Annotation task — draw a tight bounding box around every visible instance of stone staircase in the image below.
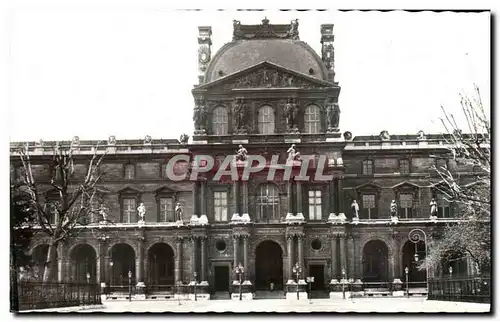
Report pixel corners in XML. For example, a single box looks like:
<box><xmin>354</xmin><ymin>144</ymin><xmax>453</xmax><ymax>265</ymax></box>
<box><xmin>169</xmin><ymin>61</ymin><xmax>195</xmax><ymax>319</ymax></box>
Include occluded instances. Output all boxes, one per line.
<box><xmin>254</xmin><ymin>291</ymin><xmax>286</xmax><ymax>299</ymax></box>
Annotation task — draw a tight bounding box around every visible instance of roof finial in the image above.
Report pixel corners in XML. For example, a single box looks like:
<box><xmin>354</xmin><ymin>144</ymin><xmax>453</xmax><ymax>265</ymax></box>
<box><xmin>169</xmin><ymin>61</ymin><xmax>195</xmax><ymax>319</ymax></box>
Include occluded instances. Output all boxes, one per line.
<box><xmin>262</xmin><ymin>17</ymin><xmax>269</xmax><ymax>25</ymax></box>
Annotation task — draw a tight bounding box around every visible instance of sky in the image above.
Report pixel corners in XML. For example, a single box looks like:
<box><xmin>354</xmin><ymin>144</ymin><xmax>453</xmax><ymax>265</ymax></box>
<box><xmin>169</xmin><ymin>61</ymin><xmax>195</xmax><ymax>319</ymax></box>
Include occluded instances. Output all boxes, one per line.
<box><xmin>7</xmin><ymin>7</ymin><xmax>490</xmax><ymax>142</ymax></box>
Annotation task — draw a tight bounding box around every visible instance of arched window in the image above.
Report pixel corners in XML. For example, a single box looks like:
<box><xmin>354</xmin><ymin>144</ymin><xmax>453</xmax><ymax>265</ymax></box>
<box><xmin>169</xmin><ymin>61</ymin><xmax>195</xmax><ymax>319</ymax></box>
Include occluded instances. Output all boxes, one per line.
<box><xmin>212</xmin><ymin>106</ymin><xmax>228</xmax><ymax>135</ymax></box>
<box><xmin>304</xmin><ymin>105</ymin><xmax>321</xmax><ymax>133</ymax></box>
<box><xmin>258</xmin><ymin>105</ymin><xmax>275</xmax><ymax>134</ymax></box>
<box><xmin>256</xmin><ymin>184</ymin><xmax>280</xmax><ymax>222</ymax></box>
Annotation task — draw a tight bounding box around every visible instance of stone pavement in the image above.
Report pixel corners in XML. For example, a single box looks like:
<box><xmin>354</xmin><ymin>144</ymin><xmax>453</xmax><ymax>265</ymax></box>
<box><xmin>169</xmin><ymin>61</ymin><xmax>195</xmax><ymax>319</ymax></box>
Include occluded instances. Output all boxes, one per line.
<box><xmin>27</xmin><ymin>298</ymin><xmax>490</xmax><ymax>313</ymax></box>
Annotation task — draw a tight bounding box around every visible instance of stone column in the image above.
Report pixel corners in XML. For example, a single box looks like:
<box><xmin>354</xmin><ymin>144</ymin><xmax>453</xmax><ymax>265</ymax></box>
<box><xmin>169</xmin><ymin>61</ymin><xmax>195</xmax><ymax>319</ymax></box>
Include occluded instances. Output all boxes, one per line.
<box><xmin>339</xmin><ymin>234</ymin><xmax>347</xmax><ymax>275</ymax></box>
<box><xmin>296</xmin><ymin>181</ymin><xmax>303</xmax><ymax>217</ymax></box>
<box><xmin>287</xmin><ymin>181</ymin><xmax>294</xmax><ymax>215</ymax></box>
<box><xmin>242</xmin><ymin>235</ymin><xmax>249</xmax><ymax>280</ymax></box>
<box><xmin>175</xmin><ymin>237</ymin><xmax>183</xmax><ymax>285</ymax></box>
<box><xmin>329</xmin><ymin>180</ymin><xmax>336</xmax><ymax>215</ymax></box>
<box><xmin>191</xmin><ymin>236</ymin><xmax>197</xmax><ymax>280</ymax></box>
<box><xmin>347</xmin><ymin>235</ymin><xmax>355</xmax><ymax>277</ymax></box>
<box><xmin>286</xmin><ymin>235</ymin><xmax>294</xmax><ymax>281</ymax></box>
<box><xmin>330</xmin><ymin>235</ymin><xmax>338</xmax><ymax>280</ymax></box>
<box><xmin>200</xmin><ymin>180</ymin><xmax>207</xmax><ymax>217</ymax></box>
<box><xmin>297</xmin><ymin>234</ymin><xmax>304</xmax><ymax>274</ymax></box>
<box><xmin>106</xmin><ymin>255</ymin><xmax>113</xmax><ymax>286</ymax></box>
<box><xmin>192</xmin><ymin>182</ymin><xmax>199</xmax><ymax>216</ymax></box>
<box><xmin>353</xmin><ymin>236</ymin><xmax>361</xmax><ymax>279</ymax></box>
<box><xmin>57</xmin><ymin>258</ymin><xmax>65</xmax><ymax>282</ymax></box>
<box><xmin>136</xmin><ymin>236</ymin><xmax>145</xmax><ymax>292</ymax></box>
<box><xmin>233</xmin><ymin>235</ymin><xmax>239</xmax><ymax>280</ymax></box>
<box><xmin>200</xmin><ymin>236</ymin><xmax>207</xmax><ymax>281</ymax></box>
<box><xmin>233</xmin><ymin>180</ymin><xmax>240</xmax><ymax>216</ymax></box>
<box><xmin>242</xmin><ymin>181</ymin><xmax>249</xmax><ymax>216</ymax></box>
<box><xmin>338</xmin><ymin>177</ymin><xmax>344</xmax><ymax>216</ymax></box>
<box><xmin>99</xmin><ymin>240</ymin><xmax>107</xmax><ymax>287</ymax></box>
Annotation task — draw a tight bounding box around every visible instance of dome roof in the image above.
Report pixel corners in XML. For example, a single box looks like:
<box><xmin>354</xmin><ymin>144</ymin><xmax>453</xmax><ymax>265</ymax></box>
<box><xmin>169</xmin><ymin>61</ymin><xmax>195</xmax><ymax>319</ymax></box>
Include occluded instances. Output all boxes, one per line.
<box><xmin>205</xmin><ymin>39</ymin><xmax>328</xmax><ymax>83</ymax></box>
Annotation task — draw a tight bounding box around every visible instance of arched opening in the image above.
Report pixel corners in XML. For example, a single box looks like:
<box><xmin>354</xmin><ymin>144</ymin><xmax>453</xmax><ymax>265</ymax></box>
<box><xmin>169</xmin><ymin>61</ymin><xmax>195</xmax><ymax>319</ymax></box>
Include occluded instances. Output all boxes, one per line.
<box><xmin>31</xmin><ymin>244</ymin><xmax>58</xmax><ymax>281</ymax></box>
<box><xmin>147</xmin><ymin>243</ymin><xmax>175</xmax><ymax>288</ymax></box>
<box><xmin>363</xmin><ymin>240</ymin><xmax>389</xmax><ymax>282</ymax></box>
<box><xmin>402</xmin><ymin>240</ymin><xmax>426</xmax><ymax>284</ymax></box>
<box><xmin>255</xmin><ymin>240</ymin><xmax>283</xmax><ymax>291</ymax></box>
<box><xmin>69</xmin><ymin>244</ymin><xmax>97</xmax><ymax>283</ymax></box>
<box><xmin>110</xmin><ymin>243</ymin><xmax>136</xmax><ymax>287</ymax></box>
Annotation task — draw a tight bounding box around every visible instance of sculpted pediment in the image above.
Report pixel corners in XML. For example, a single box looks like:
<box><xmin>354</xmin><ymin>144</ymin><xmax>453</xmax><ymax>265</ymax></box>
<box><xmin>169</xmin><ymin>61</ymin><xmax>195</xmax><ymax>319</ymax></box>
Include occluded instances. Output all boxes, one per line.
<box><xmin>196</xmin><ymin>61</ymin><xmax>334</xmax><ymax>91</ymax></box>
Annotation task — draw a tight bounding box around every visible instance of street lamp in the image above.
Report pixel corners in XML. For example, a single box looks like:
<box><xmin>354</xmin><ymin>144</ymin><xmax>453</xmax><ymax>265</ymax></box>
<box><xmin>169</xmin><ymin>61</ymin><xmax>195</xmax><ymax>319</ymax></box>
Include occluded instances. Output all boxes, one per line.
<box><xmin>128</xmin><ymin>270</ymin><xmax>132</xmax><ymax>302</ymax></box>
<box><xmin>292</xmin><ymin>262</ymin><xmax>302</xmax><ymax>300</ymax></box>
<box><xmin>408</xmin><ymin>229</ymin><xmax>428</xmax><ymax>290</ymax></box>
<box><xmin>234</xmin><ymin>263</ymin><xmax>244</xmax><ymax>301</ymax></box>
<box><xmin>448</xmin><ymin>266</ymin><xmax>453</xmax><ymax>279</ymax></box>
<box><xmin>86</xmin><ymin>272</ymin><xmax>91</xmax><ymax>304</ymax></box>
<box><xmin>193</xmin><ymin>272</ymin><xmax>198</xmax><ymax>301</ymax></box>
<box><xmin>405</xmin><ymin>267</ymin><xmax>409</xmax><ymax>298</ymax></box>
<box><xmin>341</xmin><ymin>268</ymin><xmax>346</xmax><ymax>300</ymax></box>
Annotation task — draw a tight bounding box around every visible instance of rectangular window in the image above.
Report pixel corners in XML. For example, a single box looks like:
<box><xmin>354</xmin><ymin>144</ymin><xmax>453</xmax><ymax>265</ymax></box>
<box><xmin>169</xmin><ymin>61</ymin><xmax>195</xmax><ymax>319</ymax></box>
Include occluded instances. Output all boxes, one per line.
<box><xmin>159</xmin><ymin>198</ymin><xmax>173</xmax><ymax>222</ymax></box>
<box><xmin>214</xmin><ymin>191</ymin><xmax>228</xmax><ymax>222</ymax></box>
<box><xmin>362</xmin><ymin>160</ymin><xmax>373</xmax><ymax>175</ymax></box>
<box><xmin>123</xmin><ymin>198</ymin><xmax>136</xmax><ymax>223</ymax></box>
<box><xmin>124</xmin><ymin>164</ymin><xmax>135</xmax><ymax>179</ymax></box>
<box><xmin>308</xmin><ymin>190</ymin><xmax>322</xmax><ymax>221</ymax></box>
<box><xmin>437</xmin><ymin>195</ymin><xmax>451</xmax><ymax>218</ymax></box>
<box><xmin>361</xmin><ymin>194</ymin><xmax>377</xmax><ymax>219</ymax></box>
<box><xmin>399</xmin><ymin>193</ymin><xmax>413</xmax><ymax>218</ymax></box>
<box><xmin>399</xmin><ymin>159</ymin><xmax>410</xmax><ymax>174</ymax></box>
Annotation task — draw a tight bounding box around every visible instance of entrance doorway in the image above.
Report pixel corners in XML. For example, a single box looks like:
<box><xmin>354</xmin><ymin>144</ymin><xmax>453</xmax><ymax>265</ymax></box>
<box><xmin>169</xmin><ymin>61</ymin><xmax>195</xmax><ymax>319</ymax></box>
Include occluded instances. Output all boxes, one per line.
<box><xmin>363</xmin><ymin>240</ymin><xmax>389</xmax><ymax>282</ymax></box>
<box><xmin>214</xmin><ymin>266</ymin><xmax>230</xmax><ymax>292</ymax></box>
<box><xmin>309</xmin><ymin>265</ymin><xmax>325</xmax><ymax>291</ymax></box>
<box><xmin>255</xmin><ymin>240</ymin><xmax>283</xmax><ymax>291</ymax></box>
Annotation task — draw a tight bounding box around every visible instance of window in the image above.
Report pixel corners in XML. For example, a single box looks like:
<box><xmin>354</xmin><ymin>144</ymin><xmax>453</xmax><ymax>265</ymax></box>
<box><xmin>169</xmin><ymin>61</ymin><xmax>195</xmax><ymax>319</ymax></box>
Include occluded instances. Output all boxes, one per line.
<box><xmin>399</xmin><ymin>193</ymin><xmax>413</xmax><ymax>218</ymax></box>
<box><xmin>399</xmin><ymin>159</ymin><xmax>410</xmax><ymax>174</ymax></box>
<box><xmin>308</xmin><ymin>190</ymin><xmax>322</xmax><ymax>220</ymax></box>
<box><xmin>436</xmin><ymin>194</ymin><xmax>451</xmax><ymax>218</ymax></box>
<box><xmin>159</xmin><ymin>198</ymin><xmax>174</xmax><ymax>222</ymax></box>
<box><xmin>122</xmin><ymin>198</ymin><xmax>136</xmax><ymax>223</ymax></box>
<box><xmin>256</xmin><ymin>184</ymin><xmax>280</xmax><ymax>222</ymax></box>
<box><xmin>214</xmin><ymin>191</ymin><xmax>228</xmax><ymax>222</ymax></box>
<box><xmin>212</xmin><ymin>106</ymin><xmax>228</xmax><ymax>135</ymax></box>
<box><xmin>361</xmin><ymin>194</ymin><xmax>377</xmax><ymax>219</ymax></box>
<box><xmin>258</xmin><ymin>105</ymin><xmax>275</xmax><ymax>134</ymax></box>
<box><xmin>124</xmin><ymin>164</ymin><xmax>135</xmax><ymax>179</ymax></box>
<box><xmin>304</xmin><ymin>105</ymin><xmax>321</xmax><ymax>133</ymax></box>
<box><xmin>362</xmin><ymin>160</ymin><xmax>373</xmax><ymax>175</ymax></box>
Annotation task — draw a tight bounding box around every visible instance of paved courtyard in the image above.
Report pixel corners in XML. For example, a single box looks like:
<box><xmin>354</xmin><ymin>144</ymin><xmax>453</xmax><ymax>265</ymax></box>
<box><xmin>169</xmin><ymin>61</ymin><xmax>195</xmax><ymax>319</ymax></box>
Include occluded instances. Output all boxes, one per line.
<box><xmin>30</xmin><ymin>298</ymin><xmax>490</xmax><ymax>313</ymax></box>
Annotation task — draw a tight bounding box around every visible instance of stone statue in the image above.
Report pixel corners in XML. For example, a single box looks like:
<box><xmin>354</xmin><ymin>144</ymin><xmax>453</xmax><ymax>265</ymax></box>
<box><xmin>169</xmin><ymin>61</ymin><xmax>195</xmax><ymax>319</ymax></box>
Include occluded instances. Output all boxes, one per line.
<box><xmin>193</xmin><ymin>99</ymin><xmax>207</xmax><ymax>130</ymax></box>
<box><xmin>71</xmin><ymin>136</ymin><xmax>80</xmax><ymax>146</ymax></box>
<box><xmin>326</xmin><ymin>100</ymin><xmax>334</xmax><ymax>129</ymax></box>
<box><xmin>380</xmin><ymin>130</ymin><xmax>390</xmax><ymax>141</ymax></box>
<box><xmin>284</xmin><ymin>98</ymin><xmax>298</xmax><ymax>129</ymax></box>
<box><xmin>288</xmin><ymin>19</ymin><xmax>299</xmax><ymax>40</ymax></box>
<box><xmin>108</xmin><ymin>135</ymin><xmax>116</xmax><ymax>145</ymax></box>
<box><xmin>144</xmin><ymin>135</ymin><xmax>152</xmax><ymax>144</ymax></box>
<box><xmin>332</xmin><ymin>103</ymin><xmax>340</xmax><ymax>129</ymax></box>
<box><xmin>99</xmin><ymin>204</ymin><xmax>108</xmax><ymax>222</ymax></box>
<box><xmin>287</xmin><ymin>144</ymin><xmax>301</xmax><ymax>161</ymax></box>
<box><xmin>343</xmin><ymin>131</ymin><xmax>353</xmax><ymax>141</ymax></box>
<box><xmin>430</xmin><ymin>198</ymin><xmax>438</xmax><ymax>217</ymax></box>
<box><xmin>175</xmin><ymin>202</ymin><xmax>183</xmax><ymax>222</ymax></box>
<box><xmin>417</xmin><ymin>130</ymin><xmax>426</xmax><ymax>140</ymax></box>
<box><xmin>390</xmin><ymin>200</ymin><xmax>398</xmax><ymax>218</ymax></box>
<box><xmin>233</xmin><ymin>20</ymin><xmax>243</xmax><ymax>40</ymax></box>
<box><xmin>351</xmin><ymin>200</ymin><xmax>360</xmax><ymax>219</ymax></box>
<box><xmin>137</xmin><ymin>203</ymin><xmax>146</xmax><ymax>222</ymax></box>
<box><xmin>233</xmin><ymin>99</ymin><xmax>246</xmax><ymax>130</ymax></box>
<box><xmin>235</xmin><ymin>144</ymin><xmax>248</xmax><ymax>162</ymax></box>
<box><xmin>179</xmin><ymin>133</ymin><xmax>189</xmax><ymax>144</ymax></box>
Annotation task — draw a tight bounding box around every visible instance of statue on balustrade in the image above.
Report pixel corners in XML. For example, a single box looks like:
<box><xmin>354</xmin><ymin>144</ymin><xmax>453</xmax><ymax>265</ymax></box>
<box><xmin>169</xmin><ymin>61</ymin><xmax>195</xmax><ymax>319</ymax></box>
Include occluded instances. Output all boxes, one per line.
<box><xmin>288</xmin><ymin>19</ymin><xmax>299</xmax><ymax>40</ymax></box>
<box><xmin>175</xmin><ymin>202</ymin><xmax>183</xmax><ymax>222</ymax></box>
<box><xmin>390</xmin><ymin>200</ymin><xmax>398</xmax><ymax>218</ymax></box>
<box><xmin>193</xmin><ymin>99</ymin><xmax>207</xmax><ymax>131</ymax></box>
<box><xmin>235</xmin><ymin>144</ymin><xmax>248</xmax><ymax>162</ymax></box>
<box><xmin>430</xmin><ymin>198</ymin><xmax>438</xmax><ymax>217</ymax></box>
<box><xmin>351</xmin><ymin>200</ymin><xmax>360</xmax><ymax>219</ymax></box>
<box><xmin>137</xmin><ymin>203</ymin><xmax>146</xmax><ymax>222</ymax></box>
<box><xmin>287</xmin><ymin>144</ymin><xmax>301</xmax><ymax>161</ymax></box>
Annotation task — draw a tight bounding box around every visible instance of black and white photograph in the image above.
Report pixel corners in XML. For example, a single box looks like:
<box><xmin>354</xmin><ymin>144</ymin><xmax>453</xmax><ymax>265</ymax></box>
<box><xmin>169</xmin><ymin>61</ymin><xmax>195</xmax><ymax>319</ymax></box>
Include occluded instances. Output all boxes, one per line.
<box><xmin>7</xmin><ymin>2</ymin><xmax>491</xmax><ymax>314</ymax></box>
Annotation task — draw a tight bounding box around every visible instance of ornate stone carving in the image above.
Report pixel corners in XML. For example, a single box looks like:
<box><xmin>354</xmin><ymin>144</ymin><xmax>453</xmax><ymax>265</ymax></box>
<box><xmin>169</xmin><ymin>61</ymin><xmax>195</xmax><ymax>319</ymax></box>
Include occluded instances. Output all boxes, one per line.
<box><xmin>417</xmin><ymin>130</ymin><xmax>426</xmax><ymax>141</ymax></box>
<box><xmin>108</xmin><ymin>135</ymin><xmax>116</xmax><ymax>145</ymax></box>
<box><xmin>175</xmin><ymin>202</ymin><xmax>183</xmax><ymax>222</ymax></box>
<box><xmin>343</xmin><ymin>131</ymin><xmax>353</xmax><ymax>141</ymax></box>
<box><xmin>179</xmin><ymin>133</ymin><xmax>189</xmax><ymax>145</ymax></box>
<box><xmin>326</xmin><ymin>98</ymin><xmax>340</xmax><ymax>131</ymax></box>
<box><xmin>235</xmin><ymin>144</ymin><xmax>248</xmax><ymax>162</ymax></box>
<box><xmin>137</xmin><ymin>203</ymin><xmax>146</xmax><ymax>222</ymax></box>
<box><xmin>197</xmin><ymin>26</ymin><xmax>212</xmax><ymax>81</ymax></box>
<box><xmin>380</xmin><ymin>130</ymin><xmax>390</xmax><ymax>141</ymax></box>
<box><xmin>287</xmin><ymin>144</ymin><xmax>301</xmax><ymax>161</ymax></box>
<box><xmin>284</xmin><ymin>98</ymin><xmax>299</xmax><ymax>131</ymax></box>
<box><xmin>144</xmin><ymin>135</ymin><xmax>152</xmax><ymax>145</ymax></box>
<box><xmin>193</xmin><ymin>98</ymin><xmax>207</xmax><ymax>132</ymax></box>
<box><xmin>232</xmin><ymin>17</ymin><xmax>300</xmax><ymax>41</ymax></box>
<box><xmin>232</xmin><ymin>98</ymin><xmax>247</xmax><ymax>131</ymax></box>
<box><xmin>71</xmin><ymin>136</ymin><xmax>80</xmax><ymax>146</ymax></box>
<box><xmin>287</xmin><ymin>19</ymin><xmax>299</xmax><ymax>40</ymax></box>
<box><xmin>351</xmin><ymin>200</ymin><xmax>359</xmax><ymax>219</ymax></box>
<box><xmin>320</xmin><ymin>24</ymin><xmax>335</xmax><ymax>73</ymax></box>
<box><xmin>429</xmin><ymin>198</ymin><xmax>438</xmax><ymax>219</ymax></box>
<box><xmin>223</xmin><ymin>66</ymin><xmax>322</xmax><ymax>90</ymax></box>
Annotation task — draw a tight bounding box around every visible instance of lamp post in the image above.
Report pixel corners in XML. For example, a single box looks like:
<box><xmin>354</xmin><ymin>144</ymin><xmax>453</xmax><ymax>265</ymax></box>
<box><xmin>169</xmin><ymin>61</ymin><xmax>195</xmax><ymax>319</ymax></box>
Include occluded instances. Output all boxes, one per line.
<box><xmin>405</xmin><ymin>267</ymin><xmax>409</xmax><ymax>298</ymax></box>
<box><xmin>109</xmin><ymin>260</ymin><xmax>114</xmax><ymax>295</ymax></box>
<box><xmin>86</xmin><ymin>272</ymin><xmax>91</xmax><ymax>304</ymax></box>
<box><xmin>292</xmin><ymin>262</ymin><xmax>302</xmax><ymax>300</ymax></box>
<box><xmin>193</xmin><ymin>272</ymin><xmax>198</xmax><ymax>301</ymax></box>
<box><xmin>128</xmin><ymin>270</ymin><xmax>132</xmax><ymax>302</ymax></box>
<box><xmin>408</xmin><ymin>229</ymin><xmax>428</xmax><ymax>290</ymax></box>
<box><xmin>448</xmin><ymin>266</ymin><xmax>453</xmax><ymax>301</ymax></box>
<box><xmin>448</xmin><ymin>266</ymin><xmax>453</xmax><ymax>279</ymax></box>
<box><xmin>234</xmin><ymin>263</ymin><xmax>244</xmax><ymax>301</ymax></box>
<box><xmin>177</xmin><ymin>281</ymin><xmax>182</xmax><ymax>306</ymax></box>
<box><xmin>341</xmin><ymin>268</ymin><xmax>346</xmax><ymax>300</ymax></box>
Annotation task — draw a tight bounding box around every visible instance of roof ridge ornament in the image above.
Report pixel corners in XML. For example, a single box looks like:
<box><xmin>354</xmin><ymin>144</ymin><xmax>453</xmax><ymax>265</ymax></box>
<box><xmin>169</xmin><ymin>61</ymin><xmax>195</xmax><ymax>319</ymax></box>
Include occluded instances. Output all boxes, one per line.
<box><xmin>232</xmin><ymin>18</ymin><xmax>300</xmax><ymax>41</ymax></box>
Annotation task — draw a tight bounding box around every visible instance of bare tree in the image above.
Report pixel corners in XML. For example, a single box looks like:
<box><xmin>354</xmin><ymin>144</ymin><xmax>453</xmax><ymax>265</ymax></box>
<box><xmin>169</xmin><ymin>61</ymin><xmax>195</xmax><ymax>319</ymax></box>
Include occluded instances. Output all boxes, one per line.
<box><xmin>424</xmin><ymin>85</ymin><xmax>490</xmax><ymax>274</ymax></box>
<box><xmin>17</xmin><ymin>141</ymin><xmax>107</xmax><ymax>282</ymax></box>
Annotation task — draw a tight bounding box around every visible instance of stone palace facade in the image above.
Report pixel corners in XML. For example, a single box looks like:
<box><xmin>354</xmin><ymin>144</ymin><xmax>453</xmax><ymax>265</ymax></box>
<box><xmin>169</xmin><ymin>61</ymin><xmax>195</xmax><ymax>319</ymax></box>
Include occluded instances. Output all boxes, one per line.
<box><xmin>11</xmin><ymin>18</ymin><xmax>477</xmax><ymax>300</ymax></box>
